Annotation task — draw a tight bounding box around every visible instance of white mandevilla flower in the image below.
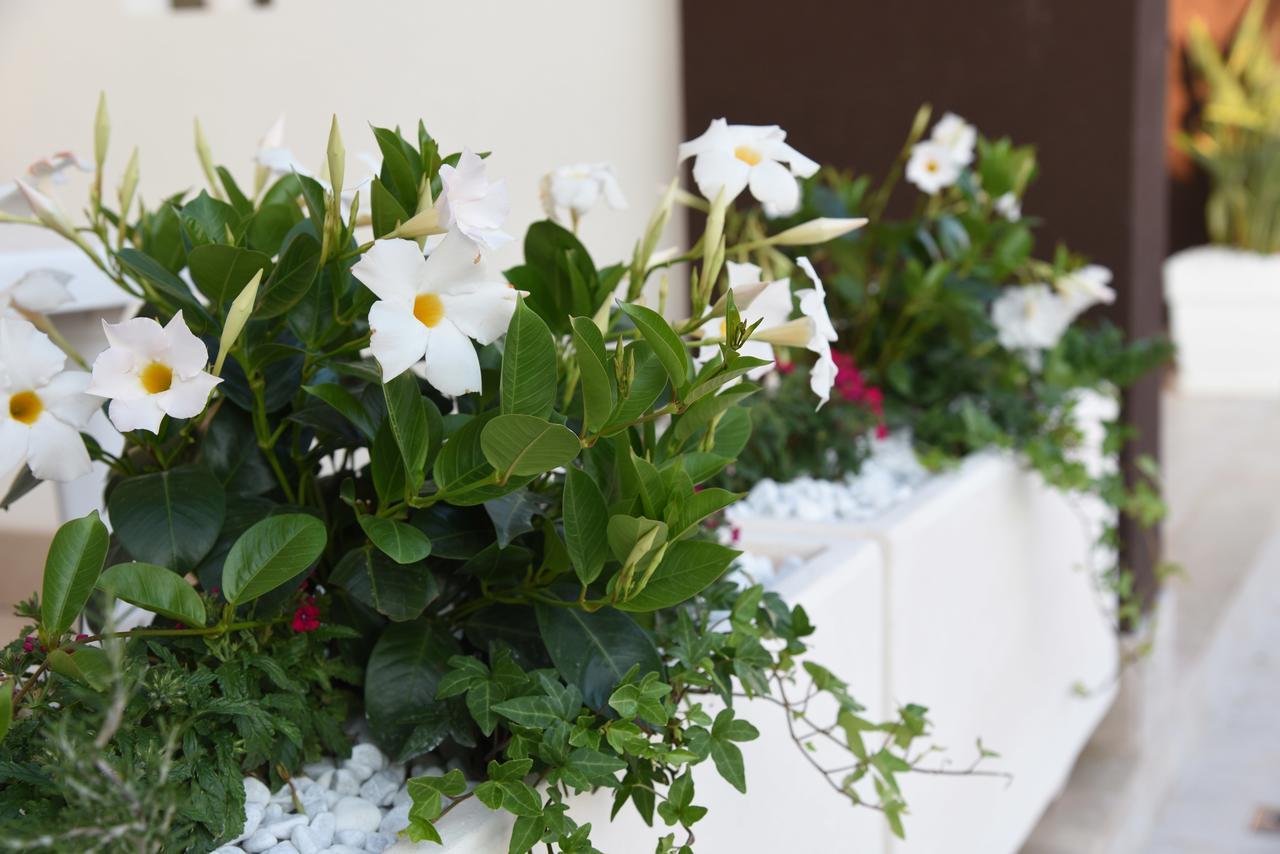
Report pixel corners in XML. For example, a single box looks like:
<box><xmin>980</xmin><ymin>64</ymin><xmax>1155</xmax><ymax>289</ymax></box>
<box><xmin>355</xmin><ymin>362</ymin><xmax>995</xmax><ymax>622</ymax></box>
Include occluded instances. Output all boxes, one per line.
<box><xmin>905</xmin><ymin>140</ymin><xmax>962</xmax><ymax>195</ymax></box>
<box><xmin>1055</xmin><ymin>264</ymin><xmax>1115</xmax><ymax>318</ymax></box>
<box><xmin>0</xmin><ymin>316</ymin><xmax>97</xmax><ymax>482</ymax></box>
<box><xmin>696</xmin><ymin>261</ymin><xmax>793</xmax><ymax>377</ymax></box>
<box><xmin>990</xmin><ymin>283</ymin><xmax>1074</xmax><ymax>368</ymax></box>
<box><xmin>86</xmin><ymin>311</ymin><xmax>221</xmax><ymax>434</ymax></box>
<box><xmin>678</xmin><ymin>119</ymin><xmax>819</xmax><ymax>217</ymax></box>
<box><xmin>0</xmin><ymin>269</ymin><xmax>73</xmax><ymax>316</ymax></box>
<box><xmin>436</xmin><ymin>149</ymin><xmax>512</xmax><ymax>252</ymax></box>
<box><xmin>794</xmin><ymin>257</ymin><xmax>840</xmax><ymax>407</ymax></box>
<box><xmin>994</xmin><ymin>192</ymin><xmax>1022</xmax><ymax>222</ymax></box>
<box><xmin>540</xmin><ymin>163</ymin><xmax>627</xmax><ymax>224</ymax></box>
<box><xmin>0</xmin><ymin>152</ymin><xmax>92</xmax><ymax>216</ymax></box>
<box><xmin>352</xmin><ymin>230</ymin><xmax>518</xmax><ymax>395</ymax></box>
<box><xmin>930</xmin><ymin>112</ymin><xmax>977</xmax><ymax>166</ymax></box>
<box><xmin>255</xmin><ymin>115</ymin><xmax>379</xmax><ymax>213</ymax></box>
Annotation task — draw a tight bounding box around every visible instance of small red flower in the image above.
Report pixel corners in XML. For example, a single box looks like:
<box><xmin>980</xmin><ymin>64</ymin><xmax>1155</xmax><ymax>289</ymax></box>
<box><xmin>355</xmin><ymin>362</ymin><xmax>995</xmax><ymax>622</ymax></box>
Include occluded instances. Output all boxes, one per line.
<box><xmin>292</xmin><ymin>601</ymin><xmax>321</xmax><ymax>633</ymax></box>
<box><xmin>776</xmin><ymin>360</ymin><xmax>796</xmax><ymax>376</ymax></box>
<box><xmin>22</xmin><ymin>635</ymin><xmax>35</xmax><ymax>653</ymax></box>
<box><xmin>75</xmin><ymin>633</ymin><xmax>88</xmax><ymax>642</ymax></box>
<box><xmin>730</xmin><ymin>526</ymin><xmax>742</xmax><ymax>544</ymax></box>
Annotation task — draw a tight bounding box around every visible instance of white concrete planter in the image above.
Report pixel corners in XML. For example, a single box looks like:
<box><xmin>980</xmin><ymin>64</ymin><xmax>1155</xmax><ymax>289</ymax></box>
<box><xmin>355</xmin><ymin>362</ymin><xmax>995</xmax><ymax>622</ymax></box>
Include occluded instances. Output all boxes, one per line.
<box><xmin>1165</xmin><ymin>246</ymin><xmax>1280</xmax><ymax>396</ymax></box>
<box><xmin>415</xmin><ymin>455</ymin><xmax>1117</xmax><ymax>854</ymax></box>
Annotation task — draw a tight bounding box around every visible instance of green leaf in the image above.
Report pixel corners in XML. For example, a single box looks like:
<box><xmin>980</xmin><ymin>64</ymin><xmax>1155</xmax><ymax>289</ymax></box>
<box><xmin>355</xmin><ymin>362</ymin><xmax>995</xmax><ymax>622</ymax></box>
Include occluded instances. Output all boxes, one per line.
<box><xmin>303</xmin><ymin>383</ymin><xmax>379</xmax><ymax>439</ymax></box>
<box><xmin>569</xmin><ymin>316</ymin><xmax>615</xmax><ymax>433</ymax></box>
<box><xmin>563</xmin><ymin>468</ymin><xmax>609</xmax><ymax>586</ymax></box>
<box><xmin>484</xmin><ymin>490</ymin><xmax>545</xmax><ymax>549</ymax></box>
<box><xmin>509</xmin><ymin>814</ymin><xmax>544</xmax><ymax>854</ymax></box>
<box><xmin>0</xmin><ymin>681</ymin><xmax>11</xmax><ymax>743</ymax></box>
<box><xmin>434</xmin><ymin>415</ymin><xmax>534</xmax><ymax>505</ymax></box>
<box><xmin>383</xmin><ymin>372</ymin><xmax>430</xmax><ymax>493</ymax></box>
<box><xmin>535</xmin><ymin>605</ymin><xmax>661</xmax><ymax>708</ymax></box>
<box><xmin>47</xmin><ymin>646</ymin><xmax>111</xmax><ymax>691</ymax></box>
<box><xmin>179</xmin><ymin>191</ymin><xmax>239</xmax><ymax>245</ymax></box>
<box><xmin>617</xmin><ymin>540</ymin><xmax>736</xmax><ymax>612</ymax></box>
<box><xmin>666</xmin><ymin>488</ymin><xmax>740</xmax><ymax>539</ymax></box>
<box><xmin>619</xmin><ymin>303</ymin><xmax>689</xmax><ymax>394</ymax></box>
<box><xmin>501</xmin><ymin>299</ymin><xmax>557</xmax><ymax>418</ymax></box>
<box><xmin>115</xmin><ymin>248</ymin><xmax>208</xmax><ymax>323</ymax></box>
<box><xmin>366</xmin><ymin>620</ymin><xmax>459</xmax><ymax>759</ymax></box>
<box><xmin>331</xmin><ymin>546</ymin><xmax>437</xmax><ymax>621</ymax></box>
<box><xmin>606</xmin><ymin>515</ymin><xmax>667</xmax><ymax>567</ymax></box>
<box><xmin>40</xmin><ymin>511</ymin><xmax>109</xmax><ymax>641</ymax></box>
<box><xmin>256</xmin><ymin>230</ymin><xmax>322</xmax><ymax>319</ymax></box>
<box><xmin>481</xmin><ymin>414</ymin><xmax>580</xmax><ymax>480</ymax></box>
<box><xmin>491</xmin><ymin>695</ymin><xmax>564</xmax><ymax>729</ymax></box>
<box><xmin>370</xmin><ymin>177</ymin><xmax>411</xmax><ymax>239</ymax></box>
<box><xmin>603</xmin><ymin>343</ymin><xmax>668</xmax><ymax>433</ymax></box>
<box><xmin>97</xmin><ymin>562</ymin><xmax>207</xmax><ymax>627</ymax></box>
<box><xmin>358</xmin><ymin>515</ymin><xmax>432</xmax><ymax>564</ymax></box>
<box><xmin>186</xmin><ymin>244</ymin><xmax>270</xmax><ymax>306</ymax></box>
<box><xmin>107</xmin><ymin>466</ymin><xmax>226</xmax><ymax>572</ymax></box>
<box><xmin>221</xmin><ymin>514</ymin><xmax>326</xmax><ymax>605</ymax></box>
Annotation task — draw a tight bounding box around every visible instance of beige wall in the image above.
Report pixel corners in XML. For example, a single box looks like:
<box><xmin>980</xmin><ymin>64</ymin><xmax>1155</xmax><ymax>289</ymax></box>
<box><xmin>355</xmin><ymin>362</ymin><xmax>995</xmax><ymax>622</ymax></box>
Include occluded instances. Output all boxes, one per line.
<box><xmin>0</xmin><ymin>0</ymin><xmax>686</xmax><ymax>267</ymax></box>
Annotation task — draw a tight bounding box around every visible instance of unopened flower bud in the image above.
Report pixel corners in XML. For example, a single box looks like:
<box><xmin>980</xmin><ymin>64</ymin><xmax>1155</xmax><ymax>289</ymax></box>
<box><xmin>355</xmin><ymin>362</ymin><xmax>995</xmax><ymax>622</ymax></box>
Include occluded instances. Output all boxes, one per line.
<box><xmin>214</xmin><ymin>269</ymin><xmax>263</xmax><ymax>376</ymax></box>
<box><xmin>768</xmin><ymin>217</ymin><xmax>867</xmax><ymax>247</ymax></box>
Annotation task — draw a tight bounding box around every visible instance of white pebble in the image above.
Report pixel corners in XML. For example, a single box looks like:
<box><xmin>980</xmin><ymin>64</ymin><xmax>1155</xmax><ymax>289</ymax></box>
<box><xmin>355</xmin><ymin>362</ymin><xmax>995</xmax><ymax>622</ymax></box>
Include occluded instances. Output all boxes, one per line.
<box><xmin>232</xmin><ymin>804</ymin><xmax>264</xmax><ymax>843</ymax></box>
<box><xmin>301</xmin><ymin>787</ymin><xmax>328</xmax><ymax>817</ymax></box>
<box><xmin>336</xmin><ymin>829</ymin><xmax>366</xmax><ymax>846</ymax></box>
<box><xmin>378</xmin><ymin>803</ymin><xmax>410</xmax><ymax>836</ymax></box>
<box><xmin>315</xmin><ymin>769</ymin><xmax>335</xmax><ymax>790</ymax></box>
<box><xmin>334</xmin><ymin>797</ymin><xmax>381</xmax><ymax>834</ymax></box>
<box><xmin>333</xmin><ymin>768</ymin><xmax>361</xmax><ymax>796</ymax></box>
<box><xmin>324</xmin><ymin>790</ymin><xmax>342</xmax><ymax>808</ymax></box>
<box><xmin>390</xmin><ymin>786</ymin><xmax>411</xmax><ymax>808</ymax></box>
<box><xmin>359</xmin><ymin>773</ymin><xmax>399</xmax><ymax>807</ymax></box>
<box><xmin>265</xmin><ymin>816</ymin><xmax>309</xmax><ymax>838</ymax></box>
<box><xmin>241</xmin><ymin>830</ymin><xmax>278</xmax><ymax>854</ymax></box>
<box><xmin>291</xmin><ymin>824</ymin><xmax>319</xmax><ymax>854</ymax></box>
<box><xmin>350</xmin><ymin>743</ymin><xmax>386</xmax><ymax>771</ymax></box>
<box><xmin>214</xmin><ymin>848</ymin><xmax>247</xmax><ymax>854</ymax></box>
<box><xmin>409</xmin><ymin>756</ymin><xmax>441</xmax><ymax>778</ymax></box>
<box><xmin>381</xmin><ymin>764</ymin><xmax>407</xmax><ymax>785</ymax></box>
<box><xmin>264</xmin><ymin>804</ymin><xmax>285</xmax><ymax>823</ymax></box>
<box><xmin>310</xmin><ymin>812</ymin><xmax>336</xmax><ymax>848</ymax></box>
<box><xmin>365</xmin><ymin>832</ymin><xmax>393</xmax><ymax>853</ymax></box>
<box><xmin>326</xmin><ymin>846</ymin><xmax>367</xmax><ymax>854</ymax></box>
<box><xmin>262</xmin><ymin>843</ymin><xmax>298</xmax><ymax>854</ymax></box>
<box><xmin>271</xmin><ymin>784</ymin><xmax>295</xmax><ymax>805</ymax></box>
<box><xmin>342</xmin><ymin>761</ymin><xmax>375</xmax><ymax>783</ymax></box>
<box><xmin>244</xmin><ymin>778</ymin><xmax>272</xmax><ymax>808</ymax></box>
<box><xmin>303</xmin><ymin>759</ymin><xmax>335</xmax><ymax>778</ymax></box>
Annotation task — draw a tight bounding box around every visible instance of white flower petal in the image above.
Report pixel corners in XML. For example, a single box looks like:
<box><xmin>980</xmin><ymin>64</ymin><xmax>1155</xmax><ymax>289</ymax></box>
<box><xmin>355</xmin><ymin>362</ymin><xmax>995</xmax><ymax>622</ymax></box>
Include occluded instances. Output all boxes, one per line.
<box><xmin>420</xmin><ymin>320</ymin><xmax>482</xmax><ymax>397</ymax></box>
<box><xmin>747</xmin><ymin>279</ymin><xmax>795</xmax><ymax>329</ymax></box>
<box><xmin>108</xmin><ymin>396</ymin><xmax>166</xmax><ymax>434</ymax></box>
<box><xmin>0</xmin><ymin>420</ymin><xmax>30</xmax><ymax>477</ymax></box>
<box><xmin>678</xmin><ymin>118</ymin><xmax>732</xmax><ymax>163</ymax></box>
<box><xmin>766</xmin><ymin>140</ymin><xmax>820</xmax><ymax>178</ymax></box>
<box><xmin>0</xmin><ymin>316</ymin><xmax>65</xmax><ymax>390</ymax></box>
<box><xmin>794</xmin><ymin>257</ymin><xmax>838</xmax><ymax>343</ymax></box>
<box><xmin>156</xmin><ymin>372</ymin><xmax>220</xmax><ymax>420</ymax></box>
<box><xmin>740</xmin><ymin>340</ymin><xmax>777</xmax><ymax>379</ymax></box>
<box><xmin>369</xmin><ymin>300</ymin><xmax>430</xmax><ymax>381</ymax></box>
<box><xmin>750</xmin><ymin>159</ymin><xmax>802</xmax><ymax>217</ymax></box>
<box><xmin>40</xmin><ymin>371</ymin><xmax>98</xmax><ymax>428</ymax></box>
<box><xmin>692</xmin><ymin>149</ymin><xmax>751</xmax><ymax>204</ymax></box>
<box><xmin>440</xmin><ymin>289</ymin><xmax>518</xmax><ymax>345</ymax></box>
<box><xmin>7</xmin><ymin>268</ymin><xmax>74</xmax><ymax>313</ymax></box>
<box><xmin>808</xmin><ymin>337</ymin><xmax>837</xmax><ymax>409</ymax></box>
<box><xmin>87</xmin><ymin>346</ymin><xmax>145</xmax><ymax>400</ymax></box>
<box><xmin>725</xmin><ymin>261</ymin><xmax>764</xmax><ymax>288</ymax></box>
<box><xmin>437</xmin><ymin>150</ymin><xmax>512</xmax><ymax>252</ymax></box>
<box><xmin>103</xmin><ymin>316</ymin><xmax>169</xmax><ymax>361</ymax></box>
<box><xmin>352</xmin><ymin>239</ymin><xmax>426</xmax><ymax>306</ymax></box>
<box><xmin>163</xmin><ymin>311</ymin><xmax>210</xmax><ymax>376</ymax></box>
<box><xmin>423</xmin><ymin>231</ymin><xmax>509</xmax><ymax>296</ymax></box>
<box><xmin>27</xmin><ymin>416</ymin><xmax>90</xmax><ymax>482</ymax></box>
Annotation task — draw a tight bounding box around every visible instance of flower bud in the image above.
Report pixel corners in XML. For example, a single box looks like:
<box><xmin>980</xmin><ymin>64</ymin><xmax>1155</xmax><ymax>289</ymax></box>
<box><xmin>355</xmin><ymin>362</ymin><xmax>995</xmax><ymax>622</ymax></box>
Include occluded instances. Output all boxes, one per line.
<box><xmin>389</xmin><ymin>208</ymin><xmax>445</xmax><ymax>240</ymax></box>
<box><xmin>118</xmin><ymin>147</ymin><xmax>140</xmax><ymax>222</ymax></box>
<box><xmin>214</xmin><ymin>269</ymin><xmax>263</xmax><ymax>376</ymax></box>
<box><xmin>752</xmin><ymin>317</ymin><xmax>814</xmax><ymax>348</ymax></box>
<box><xmin>93</xmin><ymin>92</ymin><xmax>110</xmax><ymax>172</ymax></box>
<box><xmin>193</xmin><ymin>117</ymin><xmax>222</xmax><ymax>200</ymax></box>
<box><xmin>767</xmin><ymin>217</ymin><xmax>867</xmax><ymax>247</ymax></box>
<box><xmin>326</xmin><ymin>115</ymin><xmax>345</xmax><ymax>203</ymax></box>
<box><xmin>15</xmin><ymin>180</ymin><xmax>73</xmax><ymax>238</ymax></box>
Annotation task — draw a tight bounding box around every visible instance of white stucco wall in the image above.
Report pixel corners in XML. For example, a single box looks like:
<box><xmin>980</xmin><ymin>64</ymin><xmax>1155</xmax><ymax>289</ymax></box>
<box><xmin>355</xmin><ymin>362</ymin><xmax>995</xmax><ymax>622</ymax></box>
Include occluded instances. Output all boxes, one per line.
<box><xmin>0</xmin><ymin>0</ymin><xmax>686</xmax><ymax>267</ymax></box>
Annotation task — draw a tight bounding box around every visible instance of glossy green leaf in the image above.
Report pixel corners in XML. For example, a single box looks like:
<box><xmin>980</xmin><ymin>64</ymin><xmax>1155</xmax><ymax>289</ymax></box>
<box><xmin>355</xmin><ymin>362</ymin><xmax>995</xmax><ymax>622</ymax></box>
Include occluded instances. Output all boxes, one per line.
<box><xmin>186</xmin><ymin>244</ymin><xmax>270</xmax><ymax>306</ymax></box>
<box><xmin>257</xmin><ymin>230</ymin><xmax>322</xmax><ymax>319</ymax></box>
<box><xmin>358</xmin><ymin>515</ymin><xmax>433</xmax><ymax>564</ymax></box>
<box><xmin>501</xmin><ymin>298</ymin><xmax>557</xmax><ymax>418</ymax></box>
<box><xmin>618</xmin><ymin>303</ymin><xmax>689</xmax><ymax>393</ymax></box>
<box><xmin>570</xmin><ymin>316</ymin><xmax>614</xmax><ymax>433</ymax></box>
<box><xmin>0</xmin><ymin>681</ymin><xmax>11</xmax><ymax>743</ymax></box>
<box><xmin>107</xmin><ymin>466</ymin><xmax>226</xmax><ymax>572</ymax></box>
<box><xmin>97</xmin><ymin>562</ymin><xmax>207</xmax><ymax>627</ymax></box>
<box><xmin>47</xmin><ymin>646</ymin><xmax>111</xmax><ymax>691</ymax></box>
<box><xmin>535</xmin><ymin>605</ymin><xmax>661</xmax><ymax>708</ymax></box>
<box><xmin>41</xmin><ymin>511</ymin><xmax>109</xmax><ymax>641</ymax></box>
<box><xmin>617</xmin><ymin>540</ymin><xmax>738</xmax><ymax>613</ymax></box>
<box><xmin>221</xmin><ymin>514</ymin><xmax>326</xmax><ymax>605</ymax></box>
<box><xmin>365</xmin><ymin>620</ymin><xmax>459</xmax><ymax>759</ymax></box>
<box><xmin>331</xmin><ymin>546</ymin><xmax>438</xmax><ymax>621</ymax></box>
<box><xmin>383</xmin><ymin>371</ymin><xmax>430</xmax><ymax>494</ymax></box>
<box><xmin>563</xmin><ymin>468</ymin><xmax>609</xmax><ymax>586</ymax></box>
<box><xmin>481</xmin><ymin>414</ymin><xmax>580</xmax><ymax>480</ymax></box>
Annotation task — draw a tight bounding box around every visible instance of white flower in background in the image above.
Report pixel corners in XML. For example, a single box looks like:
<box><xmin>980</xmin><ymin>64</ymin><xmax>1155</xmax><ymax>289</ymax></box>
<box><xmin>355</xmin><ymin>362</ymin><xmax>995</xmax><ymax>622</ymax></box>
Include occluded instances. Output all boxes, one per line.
<box><xmin>0</xmin><ymin>152</ymin><xmax>92</xmax><ymax>216</ymax></box>
<box><xmin>352</xmin><ymin>231</ymin><xmax>518</xmax><ymax>395</ymax></box>
<box><xmin>0</xmin><ymin>269</ymin><xmax>73</xmax><ymax>316</ymax></box>
<box><xmin>540</xmin><ymin>163</ymin><xmax>627</xmax><ymax>224</ymax></box>
<box><xmin>905</xmin><ymin>140</ymin><xmax>962</xmax><ymax>195</ymax></box>
<box><xmin>436</xmin><ymin>149</ymin><xmax>512</xmax><ymax>252</ymax></box>
<box><xmin>930</xmin><ymin>112</ymin><xmax>977</xmax><ymax>166</ymax></box>
<box><xmin>255</xmin><ymin>114</ymin><xmax>313</xmax><ymax>178</ymax></box>
<box><xmin>86</xmin><ymin>311</ymin><xmax>221</xmax><ymax>433</ymax></box>
<box><xmin>990</xmin><ymin>283</ymin><xmax>1074</xmax><ymax>369</ymax></box>
<box><xmin>678</xmin><ymin>119</ymin><xmax>819</xmax><ymax>217</ymax></box>
<box><xmin>696</xmin><ymin>261</ymin><xmax>793</xmax><ymax>377</ymax></box>
<box><xmin>794</xmin><ymin>257</ymin><xmax>840</xmax><ymax>406</ymax></box>
<box><xmin>994</xmin><ymin>192</ymin><xmax>1022</xmax><ymax>222</ymax></box>
<box><xmin>1055</xmin><ymin>264</ymin><xmax>1115</xmax><ymax>318</ymax></box>
<box><xmin>0</xmin><ymin>317</ymin><xmax>96</xmax><ymax>482</ymax></box>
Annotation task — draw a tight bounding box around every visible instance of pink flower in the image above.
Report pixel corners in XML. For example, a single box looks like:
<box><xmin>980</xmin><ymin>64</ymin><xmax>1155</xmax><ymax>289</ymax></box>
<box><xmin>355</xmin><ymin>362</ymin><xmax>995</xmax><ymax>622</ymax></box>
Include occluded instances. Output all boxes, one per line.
<box><xmin>830</xmin><ymin>351</ymin><xmax>889</xmax><ymax>438</ymax></box>
<box><xmin>292</xmin><ymin>598</ymin><xmax>321</xmax><ymax>633</ymax></box>
<box><xmin>22</xmin><ymin>635</ymin><xmax>35</xmax><ymax>653</ymax></box>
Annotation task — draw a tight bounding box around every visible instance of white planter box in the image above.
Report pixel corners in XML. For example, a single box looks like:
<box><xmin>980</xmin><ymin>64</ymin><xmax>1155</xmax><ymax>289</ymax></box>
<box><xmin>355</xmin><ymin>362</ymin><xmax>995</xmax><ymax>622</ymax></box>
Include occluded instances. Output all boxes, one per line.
<box><xmin>1165</xmin><ymin>246</ymin><xmax>1280</xmax><ymax>396</ymax></box>
<box><xmin>419</xmin><ymin>455</ymin><xmax>1116</xmax><ymax>854</ymax></box>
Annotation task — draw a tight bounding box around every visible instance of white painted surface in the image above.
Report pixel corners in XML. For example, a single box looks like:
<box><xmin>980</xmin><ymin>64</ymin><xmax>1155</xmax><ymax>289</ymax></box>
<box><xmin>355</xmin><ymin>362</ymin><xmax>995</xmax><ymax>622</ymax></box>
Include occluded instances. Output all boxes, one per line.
<box><xmin>1164</xmin><ymin>246</ymin><xmax>1280</xmax><ymax>397</ymax></box>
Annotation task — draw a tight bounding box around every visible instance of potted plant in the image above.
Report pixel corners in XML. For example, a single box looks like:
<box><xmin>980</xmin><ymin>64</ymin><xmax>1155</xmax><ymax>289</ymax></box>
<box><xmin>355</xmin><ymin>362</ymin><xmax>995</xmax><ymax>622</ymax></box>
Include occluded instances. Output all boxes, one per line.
<box><xmin>0</xmin><ymin>102</ymin><xmax>997</xmax><ymax>853</ymax></box>
<box><xmin>1167</xmin><ymin>0</ymin><xmax>1280</xmax><ymax>395</ymax></box>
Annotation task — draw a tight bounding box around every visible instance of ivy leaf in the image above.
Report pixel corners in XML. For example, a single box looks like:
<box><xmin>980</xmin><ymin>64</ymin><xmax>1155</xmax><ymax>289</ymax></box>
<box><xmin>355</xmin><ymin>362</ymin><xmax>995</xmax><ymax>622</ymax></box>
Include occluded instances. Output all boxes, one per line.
<box><xmin>508</xmin><ymin>814</ymin><xmax>545</xmax><ymax>854</ymax></box>
<box><xmin>491</xmin><ymin>695</ymin><xmax>564</xmax><ymax>729</ymax></box>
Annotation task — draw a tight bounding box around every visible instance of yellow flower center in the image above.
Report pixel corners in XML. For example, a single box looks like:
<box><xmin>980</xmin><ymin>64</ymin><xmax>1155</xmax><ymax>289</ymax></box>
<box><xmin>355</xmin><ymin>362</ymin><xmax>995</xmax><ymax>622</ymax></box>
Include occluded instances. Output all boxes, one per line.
<box><xmin>8</xmin><ymin>390</ymin><xmax>42</xmax><ymax>425</ymax></box>
<box><xmin>413</xmin><ymin>293</ymin><xmax>446</xmax><ymax>328</ymax></box>
<box><xmin>925</xmin><ymin>160</ymin><xmax>939</xmax><ymax>173</ymax></box>
<box><xmin>140</xmin><ymin>362</ymin><xmax>173</xmax><ymax>394</ymax></box>
<box><xmin>734</xmin><ymin>145</ymin><xmax>763</xmax><ymax>166</ymax></box>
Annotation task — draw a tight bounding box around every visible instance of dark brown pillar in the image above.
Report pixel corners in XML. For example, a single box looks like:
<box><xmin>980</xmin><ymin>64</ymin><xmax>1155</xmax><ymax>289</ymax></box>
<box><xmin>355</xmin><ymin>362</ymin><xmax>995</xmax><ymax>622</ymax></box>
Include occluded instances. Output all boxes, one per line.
<box><xmin>682</xmin><ymin>0</ymin><xmax>1170</xmax><ymax>613</ymax></box>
